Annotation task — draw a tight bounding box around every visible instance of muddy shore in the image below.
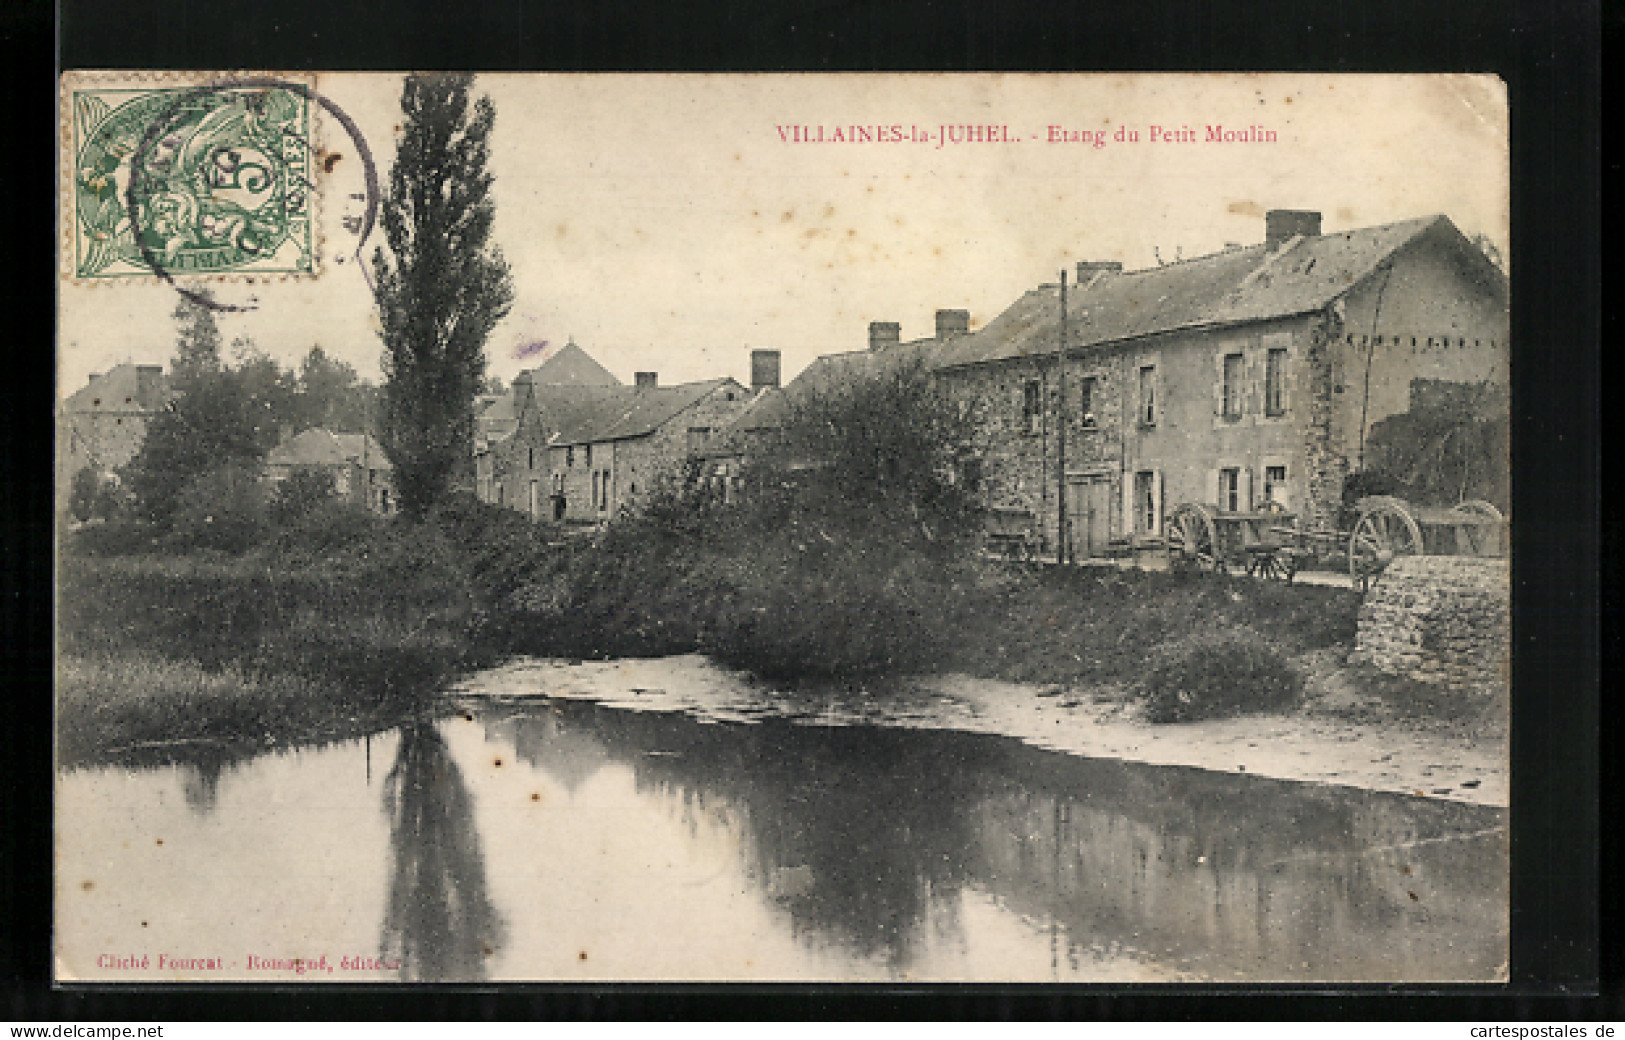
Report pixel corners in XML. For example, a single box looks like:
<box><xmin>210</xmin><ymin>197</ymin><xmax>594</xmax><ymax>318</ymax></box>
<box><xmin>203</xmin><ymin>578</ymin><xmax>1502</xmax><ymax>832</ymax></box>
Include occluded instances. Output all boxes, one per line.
<box><xmin>456</xmin><ymin>653</ymin><xmax>1509</xmax><ymax>809</ymax></box>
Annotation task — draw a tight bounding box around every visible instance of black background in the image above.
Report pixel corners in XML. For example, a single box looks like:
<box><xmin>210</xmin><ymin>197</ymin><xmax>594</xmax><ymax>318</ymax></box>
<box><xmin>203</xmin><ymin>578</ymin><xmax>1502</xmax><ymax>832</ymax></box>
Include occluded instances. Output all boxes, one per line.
<box><xmin>5</xmin><ymin>0</ymin><xmax>1605</xmax><ymax>1021</ymax></box>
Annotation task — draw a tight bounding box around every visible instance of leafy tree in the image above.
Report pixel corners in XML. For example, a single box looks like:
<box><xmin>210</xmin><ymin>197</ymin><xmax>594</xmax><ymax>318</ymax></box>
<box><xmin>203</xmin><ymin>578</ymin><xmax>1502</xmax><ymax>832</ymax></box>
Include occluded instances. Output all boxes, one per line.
<box><xmin>68</xmin><ymin>467</ymin><xmax>105</xmax><ymax>522</ymax></box>
<box><xmin>270</xmin><ymin>466</ymin><xmax>338</xmax><ymax>527</ymax></box>
<box><xmin>167</xmin><ymin>460</ymin><xmax>271</xmax><ymax>553</ymax></box>
<box><xmin>1363</xmin><ymin>379</ymin><xmax>1510</xmax><ymax>512</ymax></box>
<box><xmin>295</xmin><ymin>346</ymin><xmax>372</xmax><ymax>432</ymax></box>
<box><xmin>125</xmin><ymin>317</ymin><xmax>295</xmax><ymax>524</ymax></box>
<box><xmin>373</xmin><ymin>73</ymin><xmax>514</xmax><ymax>521</ymax></box>
<box><xmin>170</xmin><ymin>294</ymin><xmax>223</xmax><ymax>387</ymax></box>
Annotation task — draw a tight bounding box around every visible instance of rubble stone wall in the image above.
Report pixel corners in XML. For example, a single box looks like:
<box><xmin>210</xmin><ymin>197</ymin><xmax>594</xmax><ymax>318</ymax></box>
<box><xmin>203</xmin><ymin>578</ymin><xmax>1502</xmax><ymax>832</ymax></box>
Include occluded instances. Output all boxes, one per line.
<box><xmin>1352</xmin><ymin>554</ymin><xmax>1510</xmax><ymax>695</ymax></box>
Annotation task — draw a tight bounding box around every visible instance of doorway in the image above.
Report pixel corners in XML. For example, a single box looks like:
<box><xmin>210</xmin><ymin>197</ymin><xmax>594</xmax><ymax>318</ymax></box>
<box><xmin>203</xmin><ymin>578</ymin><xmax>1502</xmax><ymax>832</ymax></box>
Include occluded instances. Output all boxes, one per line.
<box><xmin>1066</xmin><ymin>474</ymin><xmax>1114</xmax><ymax>559</ymax></box>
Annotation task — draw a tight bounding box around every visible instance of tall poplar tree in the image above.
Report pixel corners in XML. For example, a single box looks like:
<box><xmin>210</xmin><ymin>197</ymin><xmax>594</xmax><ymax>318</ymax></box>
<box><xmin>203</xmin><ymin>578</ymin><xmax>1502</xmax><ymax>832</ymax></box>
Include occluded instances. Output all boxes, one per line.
<box><xmin>373</xmin><ymin>74</ymin><xmax>514</xmax><ymax>520</ymax></box>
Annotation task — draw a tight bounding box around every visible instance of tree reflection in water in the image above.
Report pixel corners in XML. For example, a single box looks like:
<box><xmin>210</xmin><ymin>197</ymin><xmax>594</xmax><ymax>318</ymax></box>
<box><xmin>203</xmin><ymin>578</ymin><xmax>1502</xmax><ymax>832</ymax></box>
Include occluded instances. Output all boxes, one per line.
<box><xmin>181</xmin><ymin>750</ymin><xmax>229</xmax><ymax>816</ymax></box>
<box><xmin>380</xmin><ymin>722</ymin><xmax>505</xmax><ymax>981</ymax></box>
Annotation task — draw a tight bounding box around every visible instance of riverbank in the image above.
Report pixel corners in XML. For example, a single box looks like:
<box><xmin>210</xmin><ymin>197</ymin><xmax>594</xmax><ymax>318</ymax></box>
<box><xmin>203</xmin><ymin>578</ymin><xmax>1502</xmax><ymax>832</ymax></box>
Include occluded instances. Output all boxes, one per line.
<box><xmin>459</xmin><ymin>653</ymin><xmax>1508</xmax><ymax>807</ymax></box>
<box><xmin>57</xmin><ymin>505</ymin><xmax>1503</xmax><ymax>773</ymax></box>
<box><xmin>55</xmin><ymin>536</ymin><xmax>480</xmax><ymax>768</ymax></box>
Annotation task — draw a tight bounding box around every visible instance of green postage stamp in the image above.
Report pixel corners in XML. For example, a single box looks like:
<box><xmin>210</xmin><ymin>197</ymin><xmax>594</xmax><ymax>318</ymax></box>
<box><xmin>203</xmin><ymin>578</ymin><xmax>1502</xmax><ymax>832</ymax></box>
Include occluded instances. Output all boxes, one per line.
<box><xmin>63</xmin><ymin>73</ymin><xmax>317</xmax><ymax>280</ymax></box>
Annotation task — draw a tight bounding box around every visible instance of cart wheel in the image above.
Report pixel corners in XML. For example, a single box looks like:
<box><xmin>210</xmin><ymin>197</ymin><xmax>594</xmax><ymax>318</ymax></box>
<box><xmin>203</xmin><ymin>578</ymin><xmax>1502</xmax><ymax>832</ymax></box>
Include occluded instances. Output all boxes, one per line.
<box><xmin>1167</xmin><ymin>503</ymin><xmax>1220</xmax><ymax>574</ymax></box>
<box><xmin>1349</xmin><ymin>499</ymin><xmax>1424</xmax><ymax>591</ymax></box>
<box><xmin>1249</xmin><ymin>551</ymin><xmax>1296</xmax><ymax>583</ymax></box>
<box><xmin>1451</xmin><ymin>499</ymin><xmax>1506</xmax><ymax>556</ymax></box>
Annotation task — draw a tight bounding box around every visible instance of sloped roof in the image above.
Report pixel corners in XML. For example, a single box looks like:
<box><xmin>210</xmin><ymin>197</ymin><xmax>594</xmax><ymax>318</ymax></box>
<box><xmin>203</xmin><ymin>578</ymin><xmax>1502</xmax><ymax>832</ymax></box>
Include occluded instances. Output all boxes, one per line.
<box><xmin>522</xmin><ymin>340</ymin><xmax>622</xmax><ymax>387</ymax></box>
<box><xmin>701</xmin><ymin>386</ymin><xmax>790</xmax><ymax>457</ymax></box>
<box><xmin>62</xmin><ymin>363</ymin><xmax>170</xmax><ymax>413</ymax></box>
<box><xmin>476</xmin><ymin>342</ymin><xmax>624</xmax><ymax>444</ymax></box>
<box><xmin>936</xmin><ymin>215</ymin><xmax>1499</xmax><ymax>369</ymax></box>
<box><xmin>549</xmin><ymin>379</ymin><xmax>743</xmax><ymax>446</ymax></box>
<box><xmin>266</xmin><ymin>428</ymin><xmax>390</xmax><ymax>469</ymax></box>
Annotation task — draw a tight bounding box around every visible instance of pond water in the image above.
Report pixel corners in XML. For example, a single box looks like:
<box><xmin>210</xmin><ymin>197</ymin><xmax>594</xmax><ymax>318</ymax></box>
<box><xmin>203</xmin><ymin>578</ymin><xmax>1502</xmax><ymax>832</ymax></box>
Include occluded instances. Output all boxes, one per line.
<box><xmin>57</xmin><ymin>660</ymin><xmax>1507</xmax><ymax>983</ymax></box>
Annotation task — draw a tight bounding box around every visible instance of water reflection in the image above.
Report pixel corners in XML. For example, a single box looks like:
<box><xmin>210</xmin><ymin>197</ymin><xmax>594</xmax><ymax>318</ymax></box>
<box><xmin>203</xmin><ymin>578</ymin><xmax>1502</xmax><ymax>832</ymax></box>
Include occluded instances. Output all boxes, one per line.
<box><xmin>484</xmin><ymin>701</ymin><xmax>1507</xmax><ymax>980</ymax></box>
<box><xmin>56</xmin><ymin>680</ymin><xmax>1506</xmax><ymax>982</ymax></box>
<box><xmin>180</xmin><ymin>751</ymin><xmax>230</xmax><ymax>815</ymax></box>
<box><xmin>380</xmin><ymin>722</ymin><xmax>505</xmax><ymax>981</ymax></box>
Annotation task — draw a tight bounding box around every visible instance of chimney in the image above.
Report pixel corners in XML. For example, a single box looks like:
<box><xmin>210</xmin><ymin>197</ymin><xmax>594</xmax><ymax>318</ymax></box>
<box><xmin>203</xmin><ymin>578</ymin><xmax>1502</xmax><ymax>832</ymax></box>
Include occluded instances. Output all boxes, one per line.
<box><xmin>935</xmin><ymin>309</ymin><xmax>970</xmax><ymax>341</ymax></box>
<box><xmin>1265</xmin><ymin>209</ymin><xmax>1322</xmax><ymax>250</ymax></box>
<box><xmin>1074</xmin><ymin>260</ymin><xmax>1123</xmax><ymax>283</ymax></box>
<box><xmin>634</xmin><ymin>371</ymin><xmax>658</xmax><ymax>389</ymax></box>
<box><xmin>868</xmin><ymin>321</ymin><xmax>901</xmax><ymax>351</ymax></box>
<box><xmin>750</xmin><ymin>349</ymin><xmax>781</xmax><ymax>392</ymax></box>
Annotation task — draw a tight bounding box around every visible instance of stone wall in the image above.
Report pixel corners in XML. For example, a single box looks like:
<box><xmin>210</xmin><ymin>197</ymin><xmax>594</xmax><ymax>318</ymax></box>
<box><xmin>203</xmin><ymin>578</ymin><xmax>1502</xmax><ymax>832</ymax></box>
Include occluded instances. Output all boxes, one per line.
<box><xmin>1351</xmin><ymin>554</ymin><xmax>1510</xmax><ymax>696</ymax></box>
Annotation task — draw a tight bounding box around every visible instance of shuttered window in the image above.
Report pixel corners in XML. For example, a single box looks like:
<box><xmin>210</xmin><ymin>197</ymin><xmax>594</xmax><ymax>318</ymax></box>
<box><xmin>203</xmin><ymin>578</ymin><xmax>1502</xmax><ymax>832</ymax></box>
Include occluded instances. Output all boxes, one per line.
<box><xmin>1265</xmin><ymin>348</ymin><xmax>1288</xmax><ymax>416</ymax></box>
<box><xmin>1222</xmin><ymin>353</ymin><xmax>1245</xmax><ymax>420</ymax></box>
<box><xmin>1022</xmin><ymin>380</ymin><xmax>1042</xmax><ymax>434</ymax></box>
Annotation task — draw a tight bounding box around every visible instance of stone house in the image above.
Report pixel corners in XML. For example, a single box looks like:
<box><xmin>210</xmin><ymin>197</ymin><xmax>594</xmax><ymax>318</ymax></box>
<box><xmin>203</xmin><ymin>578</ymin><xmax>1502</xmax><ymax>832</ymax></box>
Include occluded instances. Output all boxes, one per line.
<box><xmin>543</xmin><ymin>374</ymin><xmax>752</xmax><ymax>523</ymax></box>
<box><xmin>473</xmin><ymin>339</ymin><xmax>623</xmax><ymax>509</ymax></box>
<box><xmin>56</xmin><ymin>363</ymin><xmax>170</xmax><ymax>511</ymax></box>
<box><xmin>914</xmin><ymin>210</ymin><xmax>1509</xmax><ymax>559</ymax></box>
<box><xmin>263</xmin><ymin>427</ymin><xmax>396</xmax><ymax>514</ymax></box>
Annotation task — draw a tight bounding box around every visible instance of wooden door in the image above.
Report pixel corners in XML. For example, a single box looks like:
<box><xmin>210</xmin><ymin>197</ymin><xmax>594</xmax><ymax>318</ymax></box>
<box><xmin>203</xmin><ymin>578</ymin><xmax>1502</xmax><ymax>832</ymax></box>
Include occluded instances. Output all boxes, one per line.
<box><xmin>1066</xmin><ymin>477</ymin><xmax>1113</xmax><ymax>559</ymax></box>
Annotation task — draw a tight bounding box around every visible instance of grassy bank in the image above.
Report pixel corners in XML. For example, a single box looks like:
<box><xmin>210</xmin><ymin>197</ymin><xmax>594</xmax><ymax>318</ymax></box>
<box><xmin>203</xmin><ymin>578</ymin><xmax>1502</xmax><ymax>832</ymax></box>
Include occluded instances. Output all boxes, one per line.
<box><xmin>57</xmin><ymin>518</ymin><xmax>483</xmax><ymax>767</ymax></box>
<box><xmin>61</xmin><ymin>487</ymin><xmax>1482</xmax><ymax>768</ymax></box>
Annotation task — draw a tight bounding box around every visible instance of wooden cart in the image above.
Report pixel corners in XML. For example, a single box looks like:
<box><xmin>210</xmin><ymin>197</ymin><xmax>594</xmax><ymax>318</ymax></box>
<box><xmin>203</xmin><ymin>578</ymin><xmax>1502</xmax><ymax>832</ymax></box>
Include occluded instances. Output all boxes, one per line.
<box><xmin>1167</xmin><ymin>496</ymin><xmax>1506</xmax><ymax>591</ymax></box>
<box><xmin>983</xmin><ymin>506</ymin><xmax>1040</xmax><ymax>561</ymax></box>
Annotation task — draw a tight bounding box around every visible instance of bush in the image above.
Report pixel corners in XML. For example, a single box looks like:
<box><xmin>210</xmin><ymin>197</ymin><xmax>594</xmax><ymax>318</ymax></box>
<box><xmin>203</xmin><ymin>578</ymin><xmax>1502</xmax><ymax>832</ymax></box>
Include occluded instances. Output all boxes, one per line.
<box><xmin>166</xmin><ymin>462</ymin><xmax>271</xmax><ymax>554</ymax></box>
<box><xmin>1138</xmin><ymin>628</ymin><xmax>1303</xmax><ymax>723</ymax></box>
<box><xmin>270</xmin><ymin>466</ymin><xmax>337</xmax><ymax>527</ymax></box>
<box><xmin>271</xmin><ymin>498</ymin><xmax>384</xmax><ymax>556</ymax></box>
<box><xmin>66</xmin><ymin>519</ymin><xmax>164</xmax><ymax>557</ymax></box>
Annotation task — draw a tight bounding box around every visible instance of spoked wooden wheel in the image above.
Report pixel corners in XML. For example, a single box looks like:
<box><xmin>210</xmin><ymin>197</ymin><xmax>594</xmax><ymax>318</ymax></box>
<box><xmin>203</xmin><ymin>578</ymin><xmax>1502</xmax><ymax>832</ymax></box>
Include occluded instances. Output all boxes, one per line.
<box><xmin>1348</xmin><ymin>498</ymin><xmax>1423</xmax><ymax>592</ymax></box>
<box><xmin>1247</xmin><ymin>549</ymin><xmax>1298</xmax><ymax>583</ymax></box>
<box><xmin>1450</xmin><ymin>499</ymin><xmax>1506</xmax><ymax>556</ymax></box>
<box><xmin>1167</xmin><ymin>503</ymin><xmax>1220</xmax><ymax>574</ymax></box>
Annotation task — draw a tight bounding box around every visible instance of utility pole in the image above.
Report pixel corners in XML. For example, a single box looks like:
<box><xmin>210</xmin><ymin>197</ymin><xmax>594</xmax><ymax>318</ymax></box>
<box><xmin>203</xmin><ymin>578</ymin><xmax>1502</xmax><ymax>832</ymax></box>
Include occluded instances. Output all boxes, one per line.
<box><xmin>1057</xmin><ymin>268</ymin><xmax>1069</xmax><ymax>565</ymax></box>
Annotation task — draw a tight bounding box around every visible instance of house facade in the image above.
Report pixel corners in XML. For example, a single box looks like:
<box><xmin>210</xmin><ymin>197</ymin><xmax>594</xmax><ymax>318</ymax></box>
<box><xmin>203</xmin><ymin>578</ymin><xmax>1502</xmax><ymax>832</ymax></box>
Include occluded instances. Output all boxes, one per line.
<box><xmin>263</xmin><ymin>428</ymin><xmax>397</xmax><ymax>515</ymax></box>
<box><xmin>483</xmin><ymin>370</ymin><xmax>754</xmax><ymax>523</ymax></box>
<box><xmin>56</xmin><ymin>363</ymin><xmax>170</xmax><ymax>512</ymax></box>
<box><xmin>918</xmin><ymin>210</ymin><xmax>1508</xmax><ymax>558</ymax></box>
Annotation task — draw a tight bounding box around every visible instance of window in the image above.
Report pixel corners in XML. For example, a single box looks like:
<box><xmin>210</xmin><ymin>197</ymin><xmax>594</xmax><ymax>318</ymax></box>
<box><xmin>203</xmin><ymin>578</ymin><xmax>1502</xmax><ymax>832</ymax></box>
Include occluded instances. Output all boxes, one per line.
<box><xmin>1135</xmin><ymin>470</ymin><xmax>1157</xmax><ymax>533</ymax></box>
<box><xmin>1022</xmin><ymin>379</ymin><xmax>1042</xmax><ymax>435</ymax></box>
<box><xmin>688</xmin><ymin>427</ymin><xmax>711</xmax><ymax>454</ymax></box>
<box><xmin>1219</xmin><ymin>468</ymin><xmax>1241</xmax><ymax>512</ymax></box>
<box><xmin>1221</xmin><ymin>353</ymin><xmax>1245</xmax><ymax>420</ymax></box>
<box><xmin>1138</xmin><ymin>366</ymin><xmax>1157</xmax><ymax>427</ymax></box>
<box><xmin>1265</xmin><ymin>347</ymin><xmax>1288</xmax><ymax>416</ymax></box>
<box><xmin>566</xmin><ymin>446</ymin><xmax>574</xmax><ymax>468</ymax></box>
<box><xmin>591</xmin><ymin>471</ymin><xmax>601</xmax><ymax>510</ymax></box>
<box><xmin>1079</xmin><ymin>377</ymin><xmax>1097</xmax><ymax>429</ymax></box>
<box><xmin>1263</xmin><ymin>465</ymin><xmax>1288</xmax><ymax>508</ymax></box>
<box><xmin>528</xmin><ymin>447</ymin><xmax>535</xmax><ymax>470</ymax></box>
<box><xmin>585</xmin><ymin>444</ymin><xmax>593</xmax><ymax>468</ymax></box>
<box><xmin>596</xmin><ymin>470</ymin><xmax>611</xmax><ymax>512</ymax></box>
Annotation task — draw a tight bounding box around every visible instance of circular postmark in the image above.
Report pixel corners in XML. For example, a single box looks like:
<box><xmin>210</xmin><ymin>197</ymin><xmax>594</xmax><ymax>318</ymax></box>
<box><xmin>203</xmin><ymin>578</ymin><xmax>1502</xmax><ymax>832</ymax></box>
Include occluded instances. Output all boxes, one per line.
<box><xmin>70</xmin><ymin>73</ymin><xmax>379</xmax><ymax>312</ymax></box>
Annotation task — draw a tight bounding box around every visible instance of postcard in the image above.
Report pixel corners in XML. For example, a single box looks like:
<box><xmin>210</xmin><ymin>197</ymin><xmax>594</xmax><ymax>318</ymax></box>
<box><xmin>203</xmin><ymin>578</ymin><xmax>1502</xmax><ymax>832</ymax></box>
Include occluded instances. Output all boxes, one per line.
<box><xmin>57</xmin><ymin>72</ymin><xmax>1510</xmax><ymax>983</ymax></box>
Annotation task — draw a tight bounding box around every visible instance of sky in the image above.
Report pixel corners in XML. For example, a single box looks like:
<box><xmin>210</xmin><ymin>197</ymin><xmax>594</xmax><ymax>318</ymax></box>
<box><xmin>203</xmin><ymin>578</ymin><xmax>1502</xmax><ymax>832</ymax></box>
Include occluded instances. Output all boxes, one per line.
<box><xmin>58</xmin><ymin>73</ymin><xmax>1508</xmax><ymax>396</ymax></box>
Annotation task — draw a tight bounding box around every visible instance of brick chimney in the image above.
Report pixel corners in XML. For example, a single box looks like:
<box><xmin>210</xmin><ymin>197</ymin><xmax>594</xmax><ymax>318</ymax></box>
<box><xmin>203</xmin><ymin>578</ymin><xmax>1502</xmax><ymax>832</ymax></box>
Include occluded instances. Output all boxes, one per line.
<box><xmin>750</xmin><ymin>349</ymin><xmax>781</xmax><ymax>391</ymax></box>
<box><xmin>1265</xmin><ymin>209</ymin><xmax>1322</xmax><ymax>250</ymax></box>
<box><xmin>635</xmin><ymin>371</ymin><xmax>658</xmax><ymax>389</ymax></box>
<box><xmin>934</xmin><ymin>309</ymin><xmax>970</xmax><ymax>341</ymax></box>
<box><xmin>1074</xmin><ymin>261</ymin><xmax>1123</xmax><ymax>283</ymax></box>
<box><xmin>868</xmin><ymin>321</ymin><xmax>901</xmax><ymax>351</ymax></box>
